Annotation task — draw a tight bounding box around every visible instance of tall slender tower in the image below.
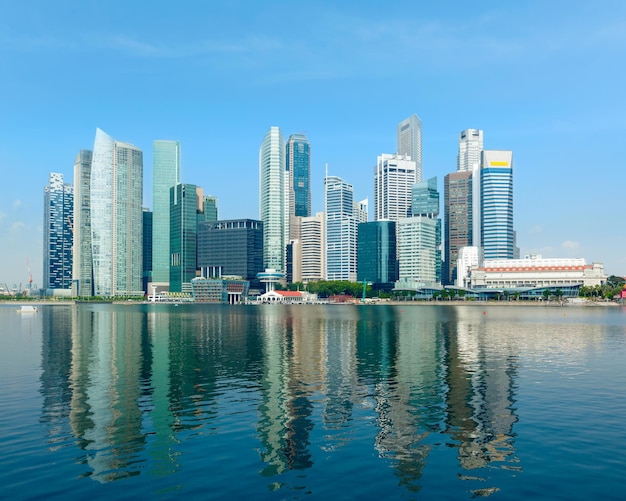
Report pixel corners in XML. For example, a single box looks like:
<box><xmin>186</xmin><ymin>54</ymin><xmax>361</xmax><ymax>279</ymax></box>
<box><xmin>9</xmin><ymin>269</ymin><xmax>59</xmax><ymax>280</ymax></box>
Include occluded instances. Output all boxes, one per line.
<box><xmin>152</xmin><ymin>140</ymin><xmax>181</xmax><ymax>287</ymax></box>
<box><xmin>324</xmin><ymin>175</ymin><xmax>358</xmax><ymax>281</ymax></box>
<box><xmin>374</xmin><ymin>153</ymin><xmax>417</xmax><ymax>221</ymax></box>
<box><xmin>457</xmin><ymin>129</ymin><xmax>483</xmax><ymax>172</ymax></box>
<box><xmin>90</xmin><ymin>128</ymin><xmax>143</xmax><ymax>296</ymax></box>
<box><xmin>397</xmin><ymin>114</ymin><xmax>423</xmax><ymax>182</ymax></box>
<box><xmin>169</xmin><ymin>183</ymin><xmax>202</xmax><ymax>292</ymax></box>
<box><xmin>480</xmin><ymin>150</ymin><xmax>514</xmax><ymax>260</ymax></box>
<box><xmin>72</xmin><ymin>150</ymin><xmax>93</xmax><ymax>296</ymax></box>
<box><xmin>43</xmin><ymin>173</ymin><xmax>74</xmax><ymax>291</ymax></box>
<box><xmin>259</xmin><ymin>126</ymin><xmax>287</xmax><ymax>271</ymax></box>
<box><xmin>286</xmin><ymin>133</ymin><xmax>311</xmax><ymax>219</ymax></box>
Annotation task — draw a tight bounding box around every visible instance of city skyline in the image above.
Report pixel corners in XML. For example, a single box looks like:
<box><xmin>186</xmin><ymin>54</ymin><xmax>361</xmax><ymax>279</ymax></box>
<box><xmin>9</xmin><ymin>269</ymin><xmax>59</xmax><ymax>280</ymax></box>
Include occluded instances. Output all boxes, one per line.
<box><xmin>2</xmin><ymin>1</ymin><xmax>626</xmax><ymax>286</ymax></box>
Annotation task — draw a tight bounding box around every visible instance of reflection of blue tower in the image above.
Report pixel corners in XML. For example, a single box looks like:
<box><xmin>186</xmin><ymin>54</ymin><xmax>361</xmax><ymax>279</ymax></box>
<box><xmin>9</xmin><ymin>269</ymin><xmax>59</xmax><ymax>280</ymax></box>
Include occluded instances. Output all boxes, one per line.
<box><xmin>257</xmin><ymin>268</ymin><xmax>285</xmax><ymax>293</ymax></box>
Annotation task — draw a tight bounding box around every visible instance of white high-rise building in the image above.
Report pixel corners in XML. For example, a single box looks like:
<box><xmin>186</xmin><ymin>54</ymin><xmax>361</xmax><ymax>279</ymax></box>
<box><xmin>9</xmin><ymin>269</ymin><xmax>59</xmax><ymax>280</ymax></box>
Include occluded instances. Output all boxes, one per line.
<box><xmin>397</xmin><ymin>114</ymin><xmax>422</xmax><ymax>182</ymax></box>
<box><xmin>457</xmin><ymin>129</ymin><xmax>483</xmax><ymax>172</ymax></box>
<box><xmin>396</xmin><ymin>216</ymin><xmax>439</xmax><ymax>288</ymax></box>
<box><xmin>325</xmin><ymin>175</ymin><xmax>358</xmax><ymax>281</ymax></box>
<box><xmin>374</xmin><ymin>154</ymin><xmax>416</xmax><ymax>222</ymax></box>
<box><xmin>301</xmin><ymin>212</ymin><xmax>325</xmax><ymax>283</ymax></box>
<box><xmin>90</xmin><ymin>128</ymin><xmax>144</xmax><ymax>296</ymax></box>
<box><xmin>259</xmin><ymin>126</ymin><xmax>287</xmax><ymax>272</ymax></box>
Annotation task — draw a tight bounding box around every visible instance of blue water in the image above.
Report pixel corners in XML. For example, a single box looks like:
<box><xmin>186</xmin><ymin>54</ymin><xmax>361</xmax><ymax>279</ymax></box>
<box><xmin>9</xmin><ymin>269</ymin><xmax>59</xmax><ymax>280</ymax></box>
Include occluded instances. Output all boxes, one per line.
<box><xmin>1</xmin><ymin>303</ymin><xmax>625</xmax><ymax>500</ymax></box>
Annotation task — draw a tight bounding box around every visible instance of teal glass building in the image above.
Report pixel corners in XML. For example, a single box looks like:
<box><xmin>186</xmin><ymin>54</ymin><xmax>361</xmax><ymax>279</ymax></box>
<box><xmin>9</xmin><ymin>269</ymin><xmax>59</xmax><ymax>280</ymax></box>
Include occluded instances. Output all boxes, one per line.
<box><xmin>286</xmin><ymin>133</ymin><xmax>311</xmax><ymax>218</ymax></box>
<box><xmin>152</xmin><ymin>140</ymin><xmax>181</xmax><ymax>286</ymax></box>
<box><xmin>170</xmin><ymin>183</ymin><xmax>201</xmax><ymax>293</ymax></box>
<box><xmin>357</xmin><ymin>221</ymin><xmax>397</xmax><ymax>290</ymax></box>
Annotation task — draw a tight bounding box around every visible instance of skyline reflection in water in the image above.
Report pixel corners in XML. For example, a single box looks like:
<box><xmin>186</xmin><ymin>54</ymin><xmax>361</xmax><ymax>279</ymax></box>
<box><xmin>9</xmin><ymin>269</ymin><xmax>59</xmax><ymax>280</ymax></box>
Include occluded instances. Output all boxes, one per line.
<box><xmin>3</xmin><ymin>303</ymin><xmax>625</xmax><ymax>499</ymax></box>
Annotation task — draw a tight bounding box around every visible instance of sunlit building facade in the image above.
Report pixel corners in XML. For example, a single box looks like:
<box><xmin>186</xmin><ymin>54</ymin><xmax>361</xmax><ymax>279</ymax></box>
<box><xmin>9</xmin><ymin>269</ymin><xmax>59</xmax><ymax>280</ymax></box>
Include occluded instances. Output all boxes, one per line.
<box><xmin>374</xmin><ymin>153</ymin><xmax>416</xmax><ymax>222</ymax></box>
<box><xmin>397</xmin><ymin>114</ymin><xmax>423</xmax><ymax>182</ymax></box>
<box><xmin>325</xmin><ymin>175</ymin><xmax>358</xmax><ymax>281</ymax></box>
<box><xmin>72</xmin><ymin>150</ymin><xmax>93</xmax><ymax>296</ymax></box>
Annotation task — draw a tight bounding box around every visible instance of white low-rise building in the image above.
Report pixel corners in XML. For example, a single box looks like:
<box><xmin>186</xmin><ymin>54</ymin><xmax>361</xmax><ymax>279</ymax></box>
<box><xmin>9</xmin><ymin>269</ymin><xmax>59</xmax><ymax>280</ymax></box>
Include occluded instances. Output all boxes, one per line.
<box><xmin>469</xmin><ymin>255</ymin><xmax>606</xmax><ymax>289</ymax></box>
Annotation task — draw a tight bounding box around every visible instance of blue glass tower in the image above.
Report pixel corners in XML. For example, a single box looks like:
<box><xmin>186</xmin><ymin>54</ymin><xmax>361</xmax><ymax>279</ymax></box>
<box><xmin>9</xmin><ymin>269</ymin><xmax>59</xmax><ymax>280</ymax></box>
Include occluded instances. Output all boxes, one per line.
<box><xmin>357</xmin><ymin>220</ymin><xmax>397</xmax><ymax>290</ymax></box>
<box><xmin>286</xmin><ymin>133</ymin><xmax>311</xmax><ymax>218</ymax></box>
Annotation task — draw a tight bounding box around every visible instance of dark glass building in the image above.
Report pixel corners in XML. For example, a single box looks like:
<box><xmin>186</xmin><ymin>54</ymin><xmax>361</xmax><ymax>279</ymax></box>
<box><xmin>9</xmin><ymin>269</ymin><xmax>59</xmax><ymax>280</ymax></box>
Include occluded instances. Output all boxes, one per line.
<box><xmin>142</xmin><ymin>209</ymin><xmax>153</xmax><ymax>294</ymax></box>
<box><xmin>197</xmin><ymin>219</ymin><xmax>264</xmax><ymax>290</ymax></box>
<box><xmin>357</xmin><ymin>221</ymin><xmax>397</xmax><ymax>291</ymax></box>
<box><xmin>170</xmin><ymin>183</ymin><xmax>202</xmax><ymax>293</ymax></box>
<box><xmin>287</xmin><ymin>133</ymin><xmax>311</xmax><ymax>218</ymax></box>
<box><xmin>444</xmin><ymin>171</ymin><xmax>472</xmax><ymax>285</ymax></box>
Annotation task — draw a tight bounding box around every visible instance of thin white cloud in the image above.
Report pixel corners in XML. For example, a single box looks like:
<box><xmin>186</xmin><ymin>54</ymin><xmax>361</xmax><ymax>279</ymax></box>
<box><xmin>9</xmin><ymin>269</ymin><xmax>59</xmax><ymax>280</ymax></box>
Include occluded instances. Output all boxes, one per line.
<box><xmin>562</xmin><ymin>240</ymin><xmax>580</xmax><ymax>249</ymax></box>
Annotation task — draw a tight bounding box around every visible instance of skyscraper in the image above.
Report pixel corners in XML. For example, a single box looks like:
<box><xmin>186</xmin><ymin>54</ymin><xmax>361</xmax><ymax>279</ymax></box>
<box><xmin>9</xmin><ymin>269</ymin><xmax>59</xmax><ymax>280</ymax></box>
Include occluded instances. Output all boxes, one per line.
<box><xmin>357</xmin><ymin>220</ymin><xmax>397</xmax><ymax>290</ymax></box>
<box><xmin>169</xmin><ymin>183</ymin><xmax>202</xmax><ymax>293</ymax></box>
<box><xmin>259</xmin><ymin>126</ymin><xmax>287</xmax><ymax>271</ymax></box>
<box><xmin>324</xmin><ymin>175</ymin><xmax>358</xmax><ymax>281</ymax></box>
<box><xmin>397</xmin><ymin>114</ymin><xmax>423</xmax><ymax>182</ymax></box>
<box><xmin>43</xmin><ymin>173</ymin><xmax>74</xmax><ymax>291</ymax></box>
<box><xmin>444</xmin><ymin>170</ymin><xmax>473</xmax><ymax>285</ymax></box>
<box><xmin>479</xmin><ymin>150</ymin><xmax>514</xmax><ymax>260</ymax></box>
<box><xmin>374</xmin><ymin>153</ymin><xmax>416</xmax><ymax>222</ymax></box>
<box><xmin>72</xmin><ymin>149</ymin><xmax>93</xmax><ymax>296</ymax></box>
<box><xmin>286</xmin><ymin>133</ymin><xmax>311</xmax><ymax>221</ymax></box>
<box><xmin>457</xmin><ymin>129</ymin><xmax>483</xmax><ymax>172</ymax></box>
<box><xmin>152</xmin><ymin>140</ymin><xmax>181</xmax><ymax>287</ymax></box>
<box><xmin>142</xmin><ymin>209</ymin><xmax>153</xmax><ymax>294</ymax></box>
<box><xmin>90</xmin><ymin>128</ymin><xmax>143</xmax><ymax>296</ymax></box>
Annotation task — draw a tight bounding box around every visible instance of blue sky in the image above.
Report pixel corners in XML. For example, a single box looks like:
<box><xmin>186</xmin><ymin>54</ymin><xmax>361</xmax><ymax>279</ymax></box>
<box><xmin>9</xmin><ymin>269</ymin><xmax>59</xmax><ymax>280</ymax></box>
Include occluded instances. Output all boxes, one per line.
<box><xmin>1</xmin><ymin>0</ymin><xmax>625</xmax><ymax>289</ymax></box>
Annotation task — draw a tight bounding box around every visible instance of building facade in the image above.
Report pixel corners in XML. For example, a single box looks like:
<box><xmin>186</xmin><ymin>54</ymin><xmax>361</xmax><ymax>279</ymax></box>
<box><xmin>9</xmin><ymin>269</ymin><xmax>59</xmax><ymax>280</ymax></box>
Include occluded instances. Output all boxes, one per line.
<box><xmin>286</xmin><ymin>133</ymin><xmax>311</xmax><ymax>221</ymax></box>
<box><xmin>443</xmin><ymin>170</ymin><xmax>473</xmax><ymax>285</ymax></box>
<box><xmin>72</xmin><ymin>150</ymin><xmax>93</xmax><ymax>296</ymax></box>
<box><xmin>357</xmin><ymin>220</ymin><xmax>397</xmax><ymax>290</ymax></box>
<box><xmin>170</xmin><ymin>183</ymin><xmax>202</xmax><ymax>293</ymax></box>
<box><xmin>397</xmin><ymin>114</ymin><xmax>423</xmax><ymax>182</ymax></box>
<box><xmin>259</xmin><ymin>126</ymin><xmax>287</xmax><ymax>272</ymax></box>
<box><xmin>300</xmin><ymin>212</ymin><xmax>325</xmax><ymax>283</ymax></box>
<box><xmin>43</xmin><ymin>172</ymin><xmax>74</xmax><ymax>292</ymax></box>
<box><xmin>325</xmin><ymin>175</ymin><xmax>358</xmax><ymax>281</ymax></box>
<box><xmin>480</xmin><ymin>150</ymin><xmax>514</xmax><ymax>260</ymax></box>
<box><xmin>197</xmin><ymin>219</ymin><xmax>263</xmax><ymax>288</ymax></box>
<box><xmin>457</xmin><ymin>129</ymin><xmax>483</xmax><ymax>172</ymax></box>
<box><xmin>374</xmin><ymin>153</ymin><xmax>416</xmax><ymax>222</ymax></box>
<box><xmin>142</xmin><ymin>209</ymin><xmax>153</xmax><ymax>294</ymax></box>
<box><xmin>90</xmin><ymin>128</ymin><xmax>143</xmax><ymax>296</ymax></box>
<box><xmin>396</xmin><ymin>216</ymin><xmax>439</xmax><ymax>288</ymax></box>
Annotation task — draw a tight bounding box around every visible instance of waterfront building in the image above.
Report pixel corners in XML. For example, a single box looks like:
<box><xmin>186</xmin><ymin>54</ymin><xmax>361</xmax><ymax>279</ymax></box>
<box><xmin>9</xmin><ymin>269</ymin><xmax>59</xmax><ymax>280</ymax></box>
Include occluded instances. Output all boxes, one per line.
<box><xmin>142</xmin><ymin>209</ymin><xmax>153</xmax><ymax>294</ymax></box>
<box><xmin>259</xmin><ymin>126</ymin><xmax>287</xmax><ymax>272</ymax></box>
<box><xmin>43</xmin><ymin>172</ymin><xmax>74</xmax><ymax>293</ymax></box>
<box><xmin>455</xmin><ymin>246</ymin><xmax>481</xmax><ymax>288</ymax></box>
<box><xmin>191</xmin><ymin>276</ymin><xmax>249</xmax><ymax>304</ymax></box>
<box><xmin>169</xmin><ymin>183</ymin><xmax>202</xmax><ymax>293</ymax></box>
<box><xmin>197</xmin><ymin>219</ymin><xmax>263</xmax><ymax>290</ymax></box>
<box><xmin>397</xmin><ymin>114</ymin><xmax>423</xmax><ymax>182</ymax></box>
<box><xmin>396</xmin><ymin>216</ymin><xmax>439</xmax><ymax>289</ymax></box>
<box><xmin>469</xmin><ymin>256</ymin><xmax>606</xmax><ymax>290</ymax></box>
<box><xmin>72</xmin><ymin>150</ymin><xmax>93</xmax><ymax>296</ymax></box>
<box><xmin>457</xmin><ymin>129</ymin><xmax>483</xmax><ymax>172</ymax></box>
<box><xmin>325</xmin><ymin>175</ymin><xmax>358</xmax><ymax>281</ymax></box>
<box><xmin>357</xmin><ymin>220</ymin><xmax>397</xmax><ymax>290</ymax></box>
<box><xmin>90</xmin><ymin>128</ymin><xmax>143</xmax><ymax>296</ymax></box>
<box><xmin>443</xmin><ymin>170</ymin><xmax>473</xmax><ymax>285</ymax></box>
<box><xmin>152</xmin><ymin>140</ymin><xmax>181</xmax><ymax>288</ymax></box>
<box><xmin>374</xmin><ymin>154</ymin><xmax>416</xmax><ymax>222</ymax></box>
<box><xmin>301</xmin><ymin>212</ymin><xmax>325</xmax><ymax>283</ymax></box>
<box><xmin>479</xmin><ymin>150</ymin><xmax>514</xmax><ymax>259</ymax></box>
<box><xmin>411</xmin><ymin>177</ymin><xmax>442</xmax><ymax>283</ymax></box>
<box><xmin>286</xmin><ymin>133</ymin><xmax>311</xmax><ymax>220</ymax></box>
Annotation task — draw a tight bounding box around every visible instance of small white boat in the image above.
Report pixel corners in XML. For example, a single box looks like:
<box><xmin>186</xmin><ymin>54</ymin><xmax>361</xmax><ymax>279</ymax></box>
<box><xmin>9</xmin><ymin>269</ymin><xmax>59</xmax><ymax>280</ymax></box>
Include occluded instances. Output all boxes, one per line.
<box><xmin>17</xmin><ymin>305</ymin><xmax>38</xmax><ymax>313</ymax></box>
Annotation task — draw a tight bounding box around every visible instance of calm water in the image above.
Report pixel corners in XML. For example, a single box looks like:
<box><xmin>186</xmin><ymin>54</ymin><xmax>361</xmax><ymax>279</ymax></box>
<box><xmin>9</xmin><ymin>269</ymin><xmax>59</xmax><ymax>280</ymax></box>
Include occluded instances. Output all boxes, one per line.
<box><xmin>1</xmin><ymin>303</ymin><xmax>625</xmax><ymax>500</ymax></box>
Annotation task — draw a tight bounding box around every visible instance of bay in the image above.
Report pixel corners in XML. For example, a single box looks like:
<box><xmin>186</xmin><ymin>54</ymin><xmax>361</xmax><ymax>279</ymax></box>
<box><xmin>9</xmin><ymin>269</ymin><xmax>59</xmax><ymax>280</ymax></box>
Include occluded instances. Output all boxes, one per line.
<box><xmin>1</xmin><ymin>303</ymin><xmax>625</xmax><ymax>500</ymax></box>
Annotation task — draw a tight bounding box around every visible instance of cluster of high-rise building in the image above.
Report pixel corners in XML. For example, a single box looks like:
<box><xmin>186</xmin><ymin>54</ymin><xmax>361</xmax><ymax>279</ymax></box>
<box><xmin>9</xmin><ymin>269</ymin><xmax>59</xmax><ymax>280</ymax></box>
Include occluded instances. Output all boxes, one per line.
<box><xmin>42</xmin><ymin>115</ymin><xmax>605</xmax><ymax>299</ymax></box>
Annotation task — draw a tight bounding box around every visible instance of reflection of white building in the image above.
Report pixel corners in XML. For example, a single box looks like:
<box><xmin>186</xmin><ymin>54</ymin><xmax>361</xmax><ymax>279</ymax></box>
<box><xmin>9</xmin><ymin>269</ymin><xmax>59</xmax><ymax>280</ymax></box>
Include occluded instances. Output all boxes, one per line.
<box><xmin>470</xmin><ymin>255</ymin><xmax>606</xmax><ymax>289</ymax></box>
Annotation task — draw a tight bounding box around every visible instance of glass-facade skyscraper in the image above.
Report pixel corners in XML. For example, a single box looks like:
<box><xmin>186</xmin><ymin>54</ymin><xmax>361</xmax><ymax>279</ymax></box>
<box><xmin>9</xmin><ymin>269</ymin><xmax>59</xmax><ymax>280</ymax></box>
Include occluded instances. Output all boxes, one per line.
<box><xmin>325</xmin><ymin>175</ymin><xmax>358</xmax><ymax>281</ymax></box>
<box><xmin>480</xmin><ymin>150</ymin><xmax>514</xmax><ymax>260</ymax></box>
<box><xmin>152</xmin><ymin>140</ymin><xmax>181</xmax><ymax>286</ymax></box>
<box><xmin>43</xmin><ymin>172</ymin><xmax>74</xmax><ymax>291</ymax></box>
<box><xmin>169</xmin><ymin>183</ymin><xmax>201</xmax><ymax>293</ymax></box>
<box><xmin>357</xmin><ymin>220</ymin><xmax>397</xmax><ymax>290</ymax></box>
<box><xmin>90</xmin><ymin>128</ymin><xmax>143</xmax><ymax>296</ymax></box>
<box><xmin>286</xmin><ymin>133</ymin><xmax>311</xmax><ymax>219</ymax></box>
<box><xmin>444</xmin><ymin>170</ymin><xmax>472</xmax><ymax>285</ymax></box>
<box><xmin>72</xmin><ymin>150</ymin><xmax>93</xmax><ymax>296</ymax></box>
<box><xmin>259</xmin><ymin>126</ymin><xmax>287</xmax><ymax>271</ymax></box>
<box><xmin>397</xmin><ymin>114</ymin><xmax>423</xmax><ymax>182</ymax></box>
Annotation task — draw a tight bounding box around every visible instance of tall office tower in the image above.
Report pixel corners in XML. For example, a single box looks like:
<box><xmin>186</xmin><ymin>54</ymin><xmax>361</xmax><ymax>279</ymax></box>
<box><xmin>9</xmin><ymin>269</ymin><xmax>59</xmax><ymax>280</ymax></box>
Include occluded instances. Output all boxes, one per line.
<box><xmin>411</xmin><ymin>177</ymin><xmax>442</xmax><ymax>284</ymax></box>
<box><xmin>357</xmin><ymin>220</ymin><xmax>397</xmax><ymax>290</ymax></box>
<box><xmin>90</xmin><ymin>128</ymin><xmax>143</xmax><ymax>296</ymax></box>
<box><xmin>443</xmin><ymin>170</ymin><xmax>473</xmax><ymax>285</ymax></box>
<box><xmin>374</xmin><ymin>154</ymin><xmax>416</xmax><ymax>221</ymax></box>
<box><xmin>197</xmin><ymin>219</ymin><xmax>264</xmax><ymax>288</ymax></box>
<box><xmin>480</xmin><ymin>150</ymin><xmax>514</xmax><ymax>260</ymax></box>
<box><xmin>43</xmin><ymin>173</ymin><xmax>74</xmax><ymax>291</ymax></box>
<box><xmin>142</xmin><ymin>209</ymin><xmax>153</xmax><ymax>294</ymax></box>
<box><xmin>201</xmin><ymin>195</ymin><xmax>218</xmax><ymax>222</ymax></box>
<box><xmin>300</xmin><ymin>212</ymin><xmax>325</xmax><ymax>283</ymax></box>
<box><xmin>354</xmin><ymin>198</ymin><xmax>369</xmax><ymax>223</ymax></box>
<box><xmin>324</xmin><ymin>175</ymin><xmax>358</xmax><ymax>281</ymax></box>
<box><xmin>259</xmin><ymin>126</ymin><xmax>287</xmax><ymax>271</ymax></box>
<box><xmin>397</xmin><ymin>114</ymin><xmax>423</xmax><ymax>182</ymax></box>
<box><xmin>72</xmin><ymin>149</ymin><xmax>93</xmax><ymax>296</ymax></box>
<box><xmin>286</xmin><ymin>133</ymin><xmax>311</xmax><ymax>220</ymax></box>
<box><xmin>457</xmin><ymin>129</ymin><xmax>483</xmax><ymax>172</ymax></box>
<box><xmin>397</xmin><ymin>217</ymin><xmax>439</xmax><ymax>288</ymax></box>
<box><xmin>152</xmin><ymin>140</ymin><xmax>181</xmax><ymax>287</ymax></box>
<box><xmin>169</xmin><ymin>183</ymin><xmax>202</xmax><ymax>293</ymax></box>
